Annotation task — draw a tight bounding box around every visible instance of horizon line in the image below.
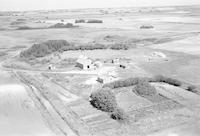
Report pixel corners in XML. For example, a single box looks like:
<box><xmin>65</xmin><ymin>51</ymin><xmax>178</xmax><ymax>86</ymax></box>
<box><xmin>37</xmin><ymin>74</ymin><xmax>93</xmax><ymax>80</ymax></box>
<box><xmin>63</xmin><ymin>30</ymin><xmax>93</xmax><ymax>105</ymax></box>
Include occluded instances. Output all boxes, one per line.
<box><xmin>0</xmin><ymin>3</ymin><xmax>199</xmax><ymax>13</ymax></box>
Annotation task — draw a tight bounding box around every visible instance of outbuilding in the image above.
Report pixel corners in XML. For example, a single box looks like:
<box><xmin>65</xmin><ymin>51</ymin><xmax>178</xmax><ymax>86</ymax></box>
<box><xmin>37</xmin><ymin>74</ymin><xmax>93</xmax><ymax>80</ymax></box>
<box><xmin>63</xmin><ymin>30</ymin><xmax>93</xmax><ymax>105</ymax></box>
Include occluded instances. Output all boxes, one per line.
<box><xmin>97</xmin><ymin>76</ymin><xmax>116</xmax><ymax>84</ymax></box>
<box><xmin>112</xmin><ymin>58</ymin><xmax>120</xmax><ymax>65</ymax></box>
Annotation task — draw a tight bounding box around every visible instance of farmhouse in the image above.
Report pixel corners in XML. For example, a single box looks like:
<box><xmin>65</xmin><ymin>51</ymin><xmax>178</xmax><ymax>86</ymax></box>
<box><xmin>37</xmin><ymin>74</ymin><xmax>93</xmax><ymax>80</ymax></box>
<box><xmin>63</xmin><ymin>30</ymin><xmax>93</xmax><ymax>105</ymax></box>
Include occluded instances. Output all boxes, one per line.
<box><xmin>76</xmin><ymin>55</ymin><xmax>103</xmax><ymax>70</ymax></box>
<box><xmin>76</xmin><ymin>55</ymin><xmax>94</xmax><ymax>70</ymax></box>
<box><xmin>76</xmin><ymin>58</ymin><xmax>93</xmax><ymax>70</ymax></box>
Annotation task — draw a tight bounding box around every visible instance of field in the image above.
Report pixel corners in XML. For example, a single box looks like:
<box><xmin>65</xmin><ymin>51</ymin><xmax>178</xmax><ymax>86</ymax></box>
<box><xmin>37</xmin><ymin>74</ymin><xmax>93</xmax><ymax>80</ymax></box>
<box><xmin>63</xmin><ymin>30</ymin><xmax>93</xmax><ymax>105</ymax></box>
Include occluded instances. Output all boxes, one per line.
<box><xmin>0</xmin><ymin>5</ymin><xmax>200</xmax><ymax>136</ymax></box>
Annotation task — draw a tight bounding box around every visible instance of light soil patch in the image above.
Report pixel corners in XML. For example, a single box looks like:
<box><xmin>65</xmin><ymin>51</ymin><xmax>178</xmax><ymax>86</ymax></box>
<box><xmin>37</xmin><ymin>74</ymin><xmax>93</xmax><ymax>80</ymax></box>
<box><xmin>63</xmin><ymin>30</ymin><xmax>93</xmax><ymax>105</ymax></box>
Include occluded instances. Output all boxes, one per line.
<box><xmin>149</xmin><ymin>35</ymin><xmax>200</xmax><ymax>55</ymax></box>
<box><xmin>85</xmin><ymin>76</ymin><xmax>98</xmax><ymax>85</ymax></box>
<box><xmin>147</xmin><ymin>120</ymin><xmax>200</xmax><ymax>136</ymax></box>
<box><xmin>0</xmin><ymin>33</ymin><xmax>29</xmax><ymax>48</ymax></box>
<box><xmin>0</xmin><ymin>84</ymin><xmax>55</xmax><ymax>136</ymax></box>
<box><xmin>153</xmin><ymin>83</ymin><xmax>200</xmax><ymax>109</ymax></box>
<box><xmin>176</xmin><ymin>59</ymin><xmax>200</xmax><ymax>85</ymax></box>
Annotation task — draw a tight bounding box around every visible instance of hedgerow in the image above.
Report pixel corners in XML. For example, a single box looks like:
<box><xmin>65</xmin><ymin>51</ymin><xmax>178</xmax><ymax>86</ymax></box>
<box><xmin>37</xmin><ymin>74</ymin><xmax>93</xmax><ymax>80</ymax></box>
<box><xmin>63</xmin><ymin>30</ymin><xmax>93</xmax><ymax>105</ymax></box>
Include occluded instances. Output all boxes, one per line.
<box><xmin>152</xmin><ymin>75</ymin><xmax>182</xmax><ymax>86</ymax></box>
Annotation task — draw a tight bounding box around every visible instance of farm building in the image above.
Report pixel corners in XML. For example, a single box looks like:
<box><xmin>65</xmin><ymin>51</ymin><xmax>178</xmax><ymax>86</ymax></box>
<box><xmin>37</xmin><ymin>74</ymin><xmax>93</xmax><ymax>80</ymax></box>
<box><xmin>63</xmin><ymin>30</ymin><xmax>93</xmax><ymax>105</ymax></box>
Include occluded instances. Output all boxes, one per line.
<box><xmin>119</xmin><ymin>64</ymin><xmax>126</xmax><ymax>69</ymax></box>
<box><xmin>97</xmin><ymin>71</ymin><xmax>118</xmax><ymax>84</ymax></box>
<box><xmin>94</xmin><ymin>61</ymin><xmax>103</xmax><ymax>68</ymax></box>
<box><xmin>97</xmin><ymin>76</ymin><xmax>116</xmax><ymax>84</ymax></box>
<box><xmin>76</xmin><ymin>55</ymin><xmax>103</xmax><ymax>70</ymax></box>
<box><xmin>44</xmin><ymin>52</ymin><xmax>62</xmax><ymax>64</ymax></box>
<box><xmin>151</xmin><ymin>52</ymin><xmax>166</xmax><ymax>58</ymax></box>
<box><xmin>76</xmin><ymin>55</ymin><xmax>95</xmax><ymax>70</ymax></box>
<box><xmin>48</xmin><ymin>64</ymin><xmax>55</xmax><ymax>70</ymax></box>
<box><xmin>76</xmin><ymin>57</ymin><xmax>93</xmax><ymax>70</ymax></box>
<box><xmin>112</xmin><ymin>58</ymin><xmax>120</xmax><ymax>65</ymax></box>
<box><xmin>148</xmin><ymin>52</ymin><xmax>167</xmax><ymax>62</ymax></box>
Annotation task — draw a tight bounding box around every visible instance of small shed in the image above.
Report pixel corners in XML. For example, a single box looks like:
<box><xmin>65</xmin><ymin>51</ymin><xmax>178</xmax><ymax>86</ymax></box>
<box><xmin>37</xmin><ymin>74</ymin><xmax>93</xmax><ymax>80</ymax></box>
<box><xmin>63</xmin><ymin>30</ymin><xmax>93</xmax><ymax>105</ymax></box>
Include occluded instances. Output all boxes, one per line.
<box><xmin>50</xmin><ymin>52</ymin><xmax>61</xmax><ymax>64</ymax></box>
<box><xmin>119</xmin><ymin>64</ymin><xmax>126</xmax><ymax>69</ymax></box>
<box><xmin>48</xmin><ymin>64</ymin><xmax>55</xmax><ymax>70</ymax></box>
<box><xmin>112</xmin><ymin>58</ymin><xmax>120</xmax><ymax>65</ymax></box>
<box><xmin>94</xmin><ymin>61</ymin><xmax>103</xmax><ymax>68</ymax></box>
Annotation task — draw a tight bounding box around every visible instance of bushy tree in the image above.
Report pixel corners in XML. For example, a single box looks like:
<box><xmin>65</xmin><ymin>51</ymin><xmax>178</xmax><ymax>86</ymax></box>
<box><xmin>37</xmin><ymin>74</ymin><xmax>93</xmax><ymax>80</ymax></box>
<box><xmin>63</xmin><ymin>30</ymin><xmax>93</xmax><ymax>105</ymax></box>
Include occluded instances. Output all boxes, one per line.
<box><xmin>49</xmin><ymin>23</ymin><xmax>74</xmax><ymax>28</ymax></box>
<box><xmin>20</xmin><ymin>40</ymin><xmax>71</xmax><ymax>58</ymax></box>
<box><xmin>90</xmin><ymin>88</ymin><xmax>130</xmax><ymax>122</ymax></box>
<box><xmin>110</xmin><ymin>43</ymin><xmax>129</xmax><ymax>50</ymax></box>
<box><xmin>75</xmin><ymin>19</ymin><xmax>85</xmax><ymax>23</ymax></box>
<box><xmin>187</xmin><ymin>85</ymin><xmax>197</xmax><ymax>93</ymax></box>
<box><xmin>133</xmin><ymin>79</ymin><xmax>157</xmax><ymax>97</ymax></box>
<box><xmin>87</xmin><ymin>19</ymin><xmax>103</xmax><ymax>23</ymax></box>
<box><xmin>90</xmin><ymin>88</ymin><xmax>117</xmax><ymax>112</ymax></box>
<box><xmin>17</xmin><ymin>26</ymin><xmax>31</xmax><ymax>30</ymax></box>
<box><xmin>110</xmin><ymin>108</ymin><xmax>129</xmax><ymax>121</ymax></box>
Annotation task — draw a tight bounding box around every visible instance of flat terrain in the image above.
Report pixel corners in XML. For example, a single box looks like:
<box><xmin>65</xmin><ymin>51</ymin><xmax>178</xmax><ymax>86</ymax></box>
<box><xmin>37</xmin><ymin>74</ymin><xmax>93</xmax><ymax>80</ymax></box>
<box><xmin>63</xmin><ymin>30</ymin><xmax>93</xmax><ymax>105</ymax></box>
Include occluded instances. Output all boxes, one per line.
<box><xmin>0</xmin><ymin>5</ymin><xmax>200</xmax><ymax>136</ymax></box>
